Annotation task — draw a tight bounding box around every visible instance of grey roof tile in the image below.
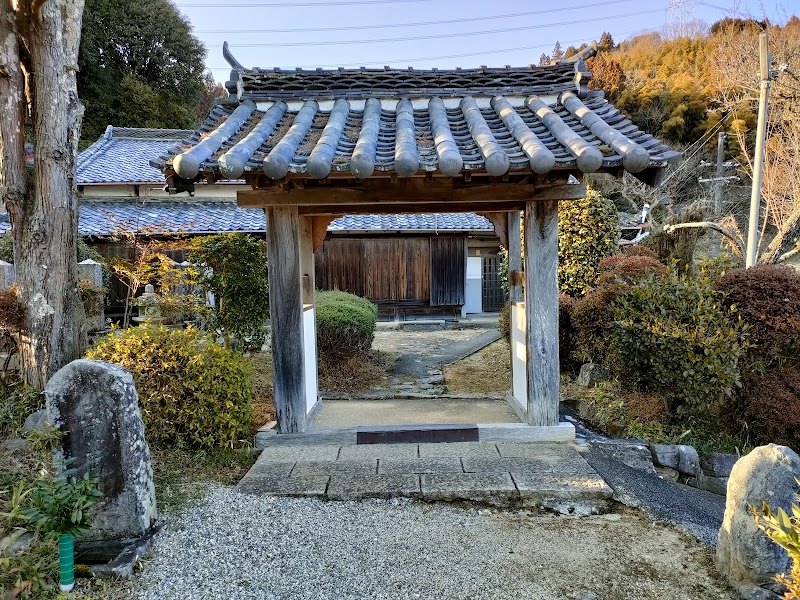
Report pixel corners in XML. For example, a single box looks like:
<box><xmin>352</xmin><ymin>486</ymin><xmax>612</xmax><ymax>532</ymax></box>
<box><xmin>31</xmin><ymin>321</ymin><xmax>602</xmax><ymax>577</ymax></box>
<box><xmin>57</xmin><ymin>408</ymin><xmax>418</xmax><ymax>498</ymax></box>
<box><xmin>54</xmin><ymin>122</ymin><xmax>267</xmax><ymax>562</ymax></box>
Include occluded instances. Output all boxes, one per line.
<box><xmin>77</xmin><ymin>127</ymin><xmax>193</xmax><ymax>184</ymax></box>
<box><xmin>75</xmin><ymin>202</ymin><xmax>493</xmax><ymax>236</ymax></box>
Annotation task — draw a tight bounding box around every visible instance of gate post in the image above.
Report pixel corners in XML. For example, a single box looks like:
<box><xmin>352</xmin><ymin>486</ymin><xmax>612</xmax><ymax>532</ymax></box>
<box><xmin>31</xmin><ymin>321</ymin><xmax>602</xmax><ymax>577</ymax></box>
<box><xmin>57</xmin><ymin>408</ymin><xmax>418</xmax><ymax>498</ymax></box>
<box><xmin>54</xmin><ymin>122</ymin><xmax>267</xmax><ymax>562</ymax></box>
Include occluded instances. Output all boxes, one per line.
<box><xmin>524</xmin><ymin>199</ymin><xmax>560</xmax><ymax>427</ymax></box>
<box><xmin>266</xmin><ymin>206</ymin><xmax>307</xmax><ymax>433</ymax></box>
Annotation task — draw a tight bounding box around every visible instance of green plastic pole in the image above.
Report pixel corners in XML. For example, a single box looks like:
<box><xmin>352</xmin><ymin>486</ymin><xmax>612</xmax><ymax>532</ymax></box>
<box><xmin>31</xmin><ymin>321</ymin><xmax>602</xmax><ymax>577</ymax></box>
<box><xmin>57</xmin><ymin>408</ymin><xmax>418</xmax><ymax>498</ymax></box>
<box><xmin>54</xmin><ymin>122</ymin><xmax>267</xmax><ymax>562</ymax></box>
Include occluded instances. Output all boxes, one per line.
<box><xmin>59</xmin><ymin>533</ymin><xmax>75</xmax><ymax>592</ymax></box>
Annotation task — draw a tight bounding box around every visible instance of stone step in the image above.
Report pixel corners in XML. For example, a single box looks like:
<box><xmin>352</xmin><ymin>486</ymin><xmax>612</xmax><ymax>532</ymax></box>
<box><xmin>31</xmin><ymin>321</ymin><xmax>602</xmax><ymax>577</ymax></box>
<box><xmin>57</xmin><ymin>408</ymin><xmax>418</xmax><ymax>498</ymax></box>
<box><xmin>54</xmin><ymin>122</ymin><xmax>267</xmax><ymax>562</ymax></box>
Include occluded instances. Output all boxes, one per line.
<box><xmin>237</xmin><ymin>442</ymin><xmax>613</xmax><ymax>515</ymax></box>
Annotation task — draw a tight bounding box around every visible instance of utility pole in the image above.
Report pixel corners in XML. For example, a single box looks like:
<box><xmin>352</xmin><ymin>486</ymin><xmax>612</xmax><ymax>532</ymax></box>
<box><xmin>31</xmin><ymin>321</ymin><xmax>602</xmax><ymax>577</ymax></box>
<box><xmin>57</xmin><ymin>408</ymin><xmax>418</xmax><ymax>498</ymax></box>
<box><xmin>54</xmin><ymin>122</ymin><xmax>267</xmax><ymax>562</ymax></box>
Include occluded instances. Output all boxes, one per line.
<box><xmin>714</xmin><ymin>131</ymin><xmax>726</xmax><ymax>214</ymax></box>
<box><xmin>746</xmin><ymin>31</ymin><xmax>775</xmax><ymax>268</ymax></box>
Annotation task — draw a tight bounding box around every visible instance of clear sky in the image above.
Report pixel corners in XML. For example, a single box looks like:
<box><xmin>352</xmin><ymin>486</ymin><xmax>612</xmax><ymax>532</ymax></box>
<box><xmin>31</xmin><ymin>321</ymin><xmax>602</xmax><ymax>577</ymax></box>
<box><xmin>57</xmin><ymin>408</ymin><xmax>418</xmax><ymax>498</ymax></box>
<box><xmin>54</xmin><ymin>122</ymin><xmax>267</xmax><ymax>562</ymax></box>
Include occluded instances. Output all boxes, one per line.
<box><xmin>171</xmin><ymin>0</ymin><xmax>800</xmax><ymax>80</ymax></box>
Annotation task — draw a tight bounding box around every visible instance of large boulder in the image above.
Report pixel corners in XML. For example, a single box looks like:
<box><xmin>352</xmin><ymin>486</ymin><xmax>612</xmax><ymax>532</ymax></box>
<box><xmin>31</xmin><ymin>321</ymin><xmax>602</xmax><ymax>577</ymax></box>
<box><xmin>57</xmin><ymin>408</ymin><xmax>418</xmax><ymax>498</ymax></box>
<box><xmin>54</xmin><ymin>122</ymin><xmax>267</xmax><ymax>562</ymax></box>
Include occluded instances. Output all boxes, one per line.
<box><xmin>650</xmin><ymin>443</ymin><xmax>700</xmax><ymax>477</ymax></box>
<box><xmin>45</xmin><ymin>359</ymin><xmax>157</xmax><ymax>543</ymax></box>
<box><xmin>716</xmin><ymin>444</ymin><xmax>800</xmax><ymax>600</ymax></box>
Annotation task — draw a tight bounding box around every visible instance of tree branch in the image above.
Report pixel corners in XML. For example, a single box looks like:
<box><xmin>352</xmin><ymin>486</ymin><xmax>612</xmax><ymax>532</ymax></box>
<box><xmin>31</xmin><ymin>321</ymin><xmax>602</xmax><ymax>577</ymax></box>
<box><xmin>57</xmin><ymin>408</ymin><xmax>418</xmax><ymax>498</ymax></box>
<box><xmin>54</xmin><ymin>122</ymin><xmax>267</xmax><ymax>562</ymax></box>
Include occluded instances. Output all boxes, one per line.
<box><xmin>662</xmin><ymin>221</ymin><xmax>745</xmax><ymax>256</ymax></box>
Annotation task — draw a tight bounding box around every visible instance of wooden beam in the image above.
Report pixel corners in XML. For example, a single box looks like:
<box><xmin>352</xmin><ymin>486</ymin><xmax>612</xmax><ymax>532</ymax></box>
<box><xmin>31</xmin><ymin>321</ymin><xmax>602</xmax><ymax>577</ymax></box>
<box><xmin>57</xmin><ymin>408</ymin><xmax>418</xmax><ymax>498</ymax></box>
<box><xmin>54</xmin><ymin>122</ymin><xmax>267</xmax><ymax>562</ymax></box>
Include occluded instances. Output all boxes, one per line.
<box><xmin>524</xmin><ymin>199</ymin><xmax>560</xmax><ymax>427</ymax></box>
<box><xmin>237</xmin><ymin>180</ymin><xmax>584</xmax><ymax>208</ymax></box>
<box><xmin>507</xmin><ymin>211</ymin><xmax>523</xmax><ymax>303</ymax></box>
<box><xmin>266</xmin><ymin>206</ymin><xmax>307</xmax><ymax>433</ymax></box>
<box><xmin>297</xmin><ymin>201</ymin><xmax>528</xmax><ymax>216</ymax></box>
<box><xmin>481</xmin><ymin>212</ymin><xmax>509</xmax><ymax>249</ymax></box>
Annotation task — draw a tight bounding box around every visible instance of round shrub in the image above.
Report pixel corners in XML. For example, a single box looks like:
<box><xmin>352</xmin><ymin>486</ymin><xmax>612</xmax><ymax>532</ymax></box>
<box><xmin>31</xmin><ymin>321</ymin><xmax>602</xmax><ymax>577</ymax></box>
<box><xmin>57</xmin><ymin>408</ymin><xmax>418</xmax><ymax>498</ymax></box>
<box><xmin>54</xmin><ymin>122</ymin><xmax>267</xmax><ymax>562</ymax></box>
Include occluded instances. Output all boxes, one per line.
<box><xmin>558</xmin><ymin>186</ymin><xmax>619</xmax><ymax>297</ymax></box>
<box><xmin>716</xmin><ymin>264</ymin><xmax>800</xmax><ymax>365</ymax></box>
<box><xmin>570</xmin><ymin>286</ymin><xmax>623</xmax><ymax>365</ymax></box>
<box><xmin>87</xmin><ymin>325</ymin><xmax>253</xmax><ymax>449</ymax></box>
<box><xmin>742</xmin><ymin>367</ymin><xmax>800</xmax><ymax>449</ymax></box>
<box><xmin>316</xmin><ymin>291</ymin><xmax>378</xmax><ymax>362</ymax></box>
<box><xmin>598</xmin><ymin>254</ymin><xmax>666</xmax><ymax>286</ymax></box>
<box><xmin>611</xmin><ymin>270</ymin><xmax>747</xmax><ymax>416</ymax></box>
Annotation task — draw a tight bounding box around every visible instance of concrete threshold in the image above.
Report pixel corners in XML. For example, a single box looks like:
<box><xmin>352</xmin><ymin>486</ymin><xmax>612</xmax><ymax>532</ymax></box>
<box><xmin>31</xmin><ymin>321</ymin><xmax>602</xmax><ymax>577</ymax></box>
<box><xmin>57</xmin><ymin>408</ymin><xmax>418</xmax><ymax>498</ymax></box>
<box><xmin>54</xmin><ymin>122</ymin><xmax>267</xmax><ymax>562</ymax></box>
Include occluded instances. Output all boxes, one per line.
<box><xmin>255</xmin><ymin>422</ymin><xmax>575</xmax><ymax>448</ymax></box>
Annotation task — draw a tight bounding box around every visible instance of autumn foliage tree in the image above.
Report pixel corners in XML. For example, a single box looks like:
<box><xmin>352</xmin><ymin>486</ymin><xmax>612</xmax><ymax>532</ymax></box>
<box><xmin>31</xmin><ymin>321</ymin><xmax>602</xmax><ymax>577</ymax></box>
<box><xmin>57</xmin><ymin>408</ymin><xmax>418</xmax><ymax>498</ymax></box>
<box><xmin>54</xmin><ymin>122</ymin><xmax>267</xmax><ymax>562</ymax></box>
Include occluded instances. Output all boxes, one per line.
<box><xmin>0</xmin><ymin>0</ymin><xmax>87</xmax><ymax>389</ymax></box>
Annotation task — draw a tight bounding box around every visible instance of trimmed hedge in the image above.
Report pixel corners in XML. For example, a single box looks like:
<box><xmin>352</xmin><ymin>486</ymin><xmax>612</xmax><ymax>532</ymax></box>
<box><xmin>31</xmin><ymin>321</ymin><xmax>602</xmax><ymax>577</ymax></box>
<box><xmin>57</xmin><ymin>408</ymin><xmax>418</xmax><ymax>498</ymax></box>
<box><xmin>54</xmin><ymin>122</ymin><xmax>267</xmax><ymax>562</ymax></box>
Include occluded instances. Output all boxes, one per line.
<box><xmin>316</xmin><ymin>291</ymin><xmax>378</xmax><ymax>362</ymax></box>
<box><xmin>87</xmin><ymin>325</ymin><xmax>253</xmax><ymax>449</ymax></box>
<box><xmin>611</xmin><ymin>270</ymin><xmax>746</xmax><ymax>416</ymax></box>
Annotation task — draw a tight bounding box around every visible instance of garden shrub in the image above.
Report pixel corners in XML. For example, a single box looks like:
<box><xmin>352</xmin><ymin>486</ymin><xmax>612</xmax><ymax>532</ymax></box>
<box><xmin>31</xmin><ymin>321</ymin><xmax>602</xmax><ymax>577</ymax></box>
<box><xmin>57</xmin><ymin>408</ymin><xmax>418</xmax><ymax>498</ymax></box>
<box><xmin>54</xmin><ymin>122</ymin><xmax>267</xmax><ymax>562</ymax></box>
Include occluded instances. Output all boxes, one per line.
<box><xmin>611</xmin><ymin>270</ymin><xmax>747</xmax><ymax>416</ymax></box>
<box><xmin>316</xmin><ymin>291</ymin><xmax>377</xmax><ymax>362</ymax></box>
<box><xmin>742</xmin><ymin>367</ymin><xmax>800</xmax><ymax>449</ymax></box>
<box><xmin>558</xmin><ymin>294</ymin><xmax>576</xmax><ymax>369</ymax></box>
<box><xmin>87</xmin><ymin>325</ymin><xmax>253</xmax><ymax>449</ymax></box>
<box><xmin>188</xmin><ymin>233</ymin><xmax>270</xmax><ymax>350</ymax></box>
<box><xmin>753</xmin><ymin>488</ymin><xmax>800</xmax><ymax>600</ymax></box>
<box><xmin>499</xmin><ymin>302</ymin><xmax>510</xmax><ymax>341</ymax></box>
<box><xmin>558</xmin><ymin>186</ymin><xmax>619</xmax><ymax>297</ymax></box>
<box><xmin>716</xmin><ymin>264</ymin><xmax>800</xmax><ymax>367</ymax></box>
<box><xmin>597</xmin><ymin>254</ymin><xmax>666</xmax><ymax>286</ymax></box>
<box><xmin>570</xmin><ymin>287</ymin><xmax>623</xmax><ymax>365</ymax></box>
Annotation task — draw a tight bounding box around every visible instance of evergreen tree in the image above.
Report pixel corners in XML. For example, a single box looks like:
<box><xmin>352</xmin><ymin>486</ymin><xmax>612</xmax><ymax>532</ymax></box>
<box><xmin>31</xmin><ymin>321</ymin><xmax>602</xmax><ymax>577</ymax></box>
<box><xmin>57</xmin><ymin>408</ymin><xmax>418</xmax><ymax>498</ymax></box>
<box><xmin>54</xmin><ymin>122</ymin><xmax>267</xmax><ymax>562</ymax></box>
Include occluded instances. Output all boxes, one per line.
<box><xmin>78</xmin><ymin>0</ymin><xmax>207</xmax><ymax>142</ymax></box>
<box><xmin>539</xmin><ymin>53</ymin><xmax>551</xmax><ymax>66</ymax></box>
<box><xmin>552</xmin><ymin>41</ymin><xmax>564</xmax><ymax>61</ymax></box>
<box><xmin>598</xmin><ymin>31</ymin><xmax>615</xmax><ymax>51</ymax></box>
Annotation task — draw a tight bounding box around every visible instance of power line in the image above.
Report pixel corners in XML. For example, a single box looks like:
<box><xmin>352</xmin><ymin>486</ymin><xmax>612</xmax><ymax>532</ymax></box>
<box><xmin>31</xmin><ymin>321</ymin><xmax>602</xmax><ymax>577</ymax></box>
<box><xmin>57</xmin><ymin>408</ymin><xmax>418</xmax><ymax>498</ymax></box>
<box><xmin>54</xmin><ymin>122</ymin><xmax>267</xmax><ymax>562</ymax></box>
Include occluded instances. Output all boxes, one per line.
<box><xmin>195</xmin><ymin>0</ymin><xmax>633</xmax><ymax>34</ymax></box>
<box><xmin>202</xmin><ymin>30</ymin><xmax>644</xmax><ymax>70</ymax></box>
<box><xmin>205</xmin><ymin>9</ymin><xmax>662</xmax><ymax>48</ymax></box>
<box><xmin>179</xmin><ymin>0</ymin><xmax>430</xmax><ymax>7</ymax></box>
<box><xmin>660</xmin><ymin>112</ymin><xmax>734</xmax><ymax>186</ymax></box>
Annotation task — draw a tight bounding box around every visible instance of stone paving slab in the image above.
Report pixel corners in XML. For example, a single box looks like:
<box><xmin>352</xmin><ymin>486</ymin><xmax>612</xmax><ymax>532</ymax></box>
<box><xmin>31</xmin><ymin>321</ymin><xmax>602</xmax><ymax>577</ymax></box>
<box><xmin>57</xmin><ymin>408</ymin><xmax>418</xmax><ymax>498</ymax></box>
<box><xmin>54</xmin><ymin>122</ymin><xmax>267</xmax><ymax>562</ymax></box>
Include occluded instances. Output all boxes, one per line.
<box><xmin>496</xmin><ymin>442</ymin><xmax>578</xmax><ymax>459</ymax></box>
<box><xmin>421</xmin><ymin>472</ymin><xmax>518</xmax><ymax>505</ymax></box>
<box><xmin>377</xmin><ymin>457</ymin><xmax>463</xmax><ymax>475</ymax></box>
<box><xmin>461</xmin><ymin>456</ymin><xmax>597</xmax><ymax>475</ymax></box>
<box><xmin>418</xmin><ymin>442</ymin><xmax>501</xmax><ymax>458</ymax></box>
<box><xmin>291</xmin><ymin>460</ymin><xmax>377</xmax><ymax>477</ymax></box>
<box><xmin>237</xmin><ymin>474</ymin><xmax>330</xmax><ymax>496</ymax></box>
<box><xmin>239</xmin><ymin>441</ymin><xmax>613</xmax><ymax>512</ymax></box>
<box><xmin>258</xmin><ymin>445</ymin><xmax>341</xmax><ymax>462</ymax></box>
<box><xmin>327</xmin><ymin>474</ymin><xmax>421</xmax><ymax>500</ymax></box>
<box><xmin>338</xmin><ymin>443</ymin><xmax>419</xmax><ymax>460</ymax></box>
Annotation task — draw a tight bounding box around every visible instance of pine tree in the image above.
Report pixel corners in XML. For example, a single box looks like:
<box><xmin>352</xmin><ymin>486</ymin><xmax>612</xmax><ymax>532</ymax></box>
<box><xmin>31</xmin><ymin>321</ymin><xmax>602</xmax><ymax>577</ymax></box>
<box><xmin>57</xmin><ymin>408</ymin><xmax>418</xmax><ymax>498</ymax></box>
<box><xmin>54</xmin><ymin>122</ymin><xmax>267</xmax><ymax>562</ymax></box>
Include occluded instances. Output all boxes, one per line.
<box><xmin>539</xmin><ymin>53</ymin><xmax>551</xmax><ymax>66</ymax></box>
<box><xmin>552</xmin><ymin>41</ymin><xmax>564</xmax><ymax>61</ymax></box>
<box><xmin>598</xmin><ymin>31</ymin><xmax>615</xmax><ymax>51</ymax></box>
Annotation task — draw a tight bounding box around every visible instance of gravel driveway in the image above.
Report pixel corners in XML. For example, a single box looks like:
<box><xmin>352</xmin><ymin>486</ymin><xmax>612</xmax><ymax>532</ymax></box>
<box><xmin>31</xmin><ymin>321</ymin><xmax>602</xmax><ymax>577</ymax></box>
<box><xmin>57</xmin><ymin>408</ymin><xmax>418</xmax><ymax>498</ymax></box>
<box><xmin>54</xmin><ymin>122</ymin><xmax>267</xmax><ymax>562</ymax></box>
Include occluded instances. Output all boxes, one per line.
<box><xmin>124</xmin><ymin>486</ymin><xmax>734</xmax><ymax>600</ymax></box>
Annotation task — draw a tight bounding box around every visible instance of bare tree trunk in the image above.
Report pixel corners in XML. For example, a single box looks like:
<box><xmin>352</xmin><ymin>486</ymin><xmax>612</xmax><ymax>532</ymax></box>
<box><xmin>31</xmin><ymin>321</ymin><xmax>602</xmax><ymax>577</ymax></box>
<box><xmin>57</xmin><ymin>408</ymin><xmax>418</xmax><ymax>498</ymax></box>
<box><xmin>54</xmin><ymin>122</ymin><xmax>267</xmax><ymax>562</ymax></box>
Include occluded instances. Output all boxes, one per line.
<box><xmin>0</xmin><ymin>0</ymin><xmax>86</xmax><ymax>389</ymax></box>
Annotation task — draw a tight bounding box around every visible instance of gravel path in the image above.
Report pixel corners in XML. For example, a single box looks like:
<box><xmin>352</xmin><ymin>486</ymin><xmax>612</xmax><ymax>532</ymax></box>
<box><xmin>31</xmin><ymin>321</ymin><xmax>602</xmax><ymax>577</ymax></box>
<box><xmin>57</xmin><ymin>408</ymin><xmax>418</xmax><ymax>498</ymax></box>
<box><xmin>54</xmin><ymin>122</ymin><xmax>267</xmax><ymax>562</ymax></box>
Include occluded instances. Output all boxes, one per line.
<box><xmin>129</xmin><ymin>486</ymin><xmax>734</xmax><ymax>600</ymax></box>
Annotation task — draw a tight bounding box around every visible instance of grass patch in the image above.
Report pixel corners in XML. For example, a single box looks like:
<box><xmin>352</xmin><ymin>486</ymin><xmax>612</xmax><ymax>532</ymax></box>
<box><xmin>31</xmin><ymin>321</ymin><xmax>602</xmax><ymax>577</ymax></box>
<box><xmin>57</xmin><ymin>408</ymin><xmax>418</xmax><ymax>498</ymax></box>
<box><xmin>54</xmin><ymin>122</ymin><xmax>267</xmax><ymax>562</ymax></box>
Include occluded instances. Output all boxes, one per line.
<box><xmin>317</xmin><ymin>351</ymin><xmax>391</xmax><ymax>393</ymax></box>
<box><xmin>443</xmin><ymin>340</ymin><xmax>510</xmax><ymax>395</ymax></box>
<box><xmin>247</xmin><ymin>352</ymin><xmax>275</xmax><ymax>429</ymax></box>
<box><xmin>151</xmin><ymin>447</ymin><xmax>256</xmax><ymax>514</ymax></box>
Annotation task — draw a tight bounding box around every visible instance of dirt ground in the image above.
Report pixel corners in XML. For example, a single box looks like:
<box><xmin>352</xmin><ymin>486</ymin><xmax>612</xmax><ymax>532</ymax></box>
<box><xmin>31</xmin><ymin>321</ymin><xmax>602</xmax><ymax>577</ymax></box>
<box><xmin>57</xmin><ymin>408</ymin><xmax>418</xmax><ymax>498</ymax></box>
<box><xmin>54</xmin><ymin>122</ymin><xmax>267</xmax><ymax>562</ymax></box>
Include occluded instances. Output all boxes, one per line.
<box><xmin>443</xmin><ymin>339</ymin><xmax>511</xmax><ymax>394</ymax></box>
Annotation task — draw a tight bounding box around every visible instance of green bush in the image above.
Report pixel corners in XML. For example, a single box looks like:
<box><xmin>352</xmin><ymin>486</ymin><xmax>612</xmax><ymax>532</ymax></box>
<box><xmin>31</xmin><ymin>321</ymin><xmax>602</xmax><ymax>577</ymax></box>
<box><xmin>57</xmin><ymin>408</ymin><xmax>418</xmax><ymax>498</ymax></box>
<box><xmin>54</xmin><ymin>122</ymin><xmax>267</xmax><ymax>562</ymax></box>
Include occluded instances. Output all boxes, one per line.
<box><xmin>87</xmin><ymin>325</ymin><xmax>253</xmax><ymax>449</ymax></box>
<box><xmin>558</xmin><ymin>186</ymin><xmax>619</xmax><ymax>297</ymax></box>
<box><xmin>611</xmin><ymin>270</ymin><xmax>747</xmax><ymax>416</ymax></box>
<box><xmin>0</xmin><ymin>381</ymin><xmax>43</xmax><ymax>436</ymax></box>
<box><xmin>315</xmin><ymin>291</ymin><xmax>377</xmax><ymax>362</ymax></box>
<box><xmin>188</xmin><ymin>233</ymin><xmax>270</xmax><ymax>351</ymax></box>
<box><xmin>570</xmin><ymin>286</ymin><xmax>623</xmax><ymax>365</ymax></box>
<box><xmin>716</xmin><ymin>264</ymin><xmax>800</xmax><ymax>368</ymax></box>
<box><xmin>753</xmin><ymin>488</ymin><xmax>800</xmax><ymax>600</ymax></box>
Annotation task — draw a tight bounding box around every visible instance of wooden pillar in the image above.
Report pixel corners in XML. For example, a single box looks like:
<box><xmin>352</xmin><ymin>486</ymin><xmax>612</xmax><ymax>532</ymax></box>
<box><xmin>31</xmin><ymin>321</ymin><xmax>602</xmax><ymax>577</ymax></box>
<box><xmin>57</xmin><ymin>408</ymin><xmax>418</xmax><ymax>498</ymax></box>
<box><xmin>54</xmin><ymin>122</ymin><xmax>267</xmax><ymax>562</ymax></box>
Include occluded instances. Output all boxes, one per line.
<box><xmin>524</xmin><ymin>199</ymin><xmax>560</xmax><ymax>427</ymax></box>
<box><xmin>507</xmin><ymin>211</ymin><xmax>523</xmax><ymax>303</ymax></box>
<box><xmin>266</xmin><ymin>206</ymin><xmax>307</xmax><ymax>433</ymax></box>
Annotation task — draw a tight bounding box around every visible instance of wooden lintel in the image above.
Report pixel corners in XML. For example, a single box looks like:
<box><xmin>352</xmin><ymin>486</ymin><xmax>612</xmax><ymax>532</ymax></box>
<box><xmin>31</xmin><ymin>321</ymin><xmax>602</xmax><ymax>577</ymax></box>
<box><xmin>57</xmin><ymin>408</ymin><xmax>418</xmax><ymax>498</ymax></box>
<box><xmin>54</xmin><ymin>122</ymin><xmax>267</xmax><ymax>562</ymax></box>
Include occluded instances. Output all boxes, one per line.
<box><xmin>480</xmin><ymin>212</ymin><xmax>509</xmax><ymax>248</ymax></box>
<box><xmin>237</xmin><ymin>180</ymin><xmax>584</xmax><ymax>209</ymax></box>
<box><xmin>311</xmin><ymin>215</ymin><xmax>336</xmax><ymax>252</ymax></box>
<box><xmin>297</xmin><ymin>201</ymin><xmax>528</xmax><ymax>216</ymax></box>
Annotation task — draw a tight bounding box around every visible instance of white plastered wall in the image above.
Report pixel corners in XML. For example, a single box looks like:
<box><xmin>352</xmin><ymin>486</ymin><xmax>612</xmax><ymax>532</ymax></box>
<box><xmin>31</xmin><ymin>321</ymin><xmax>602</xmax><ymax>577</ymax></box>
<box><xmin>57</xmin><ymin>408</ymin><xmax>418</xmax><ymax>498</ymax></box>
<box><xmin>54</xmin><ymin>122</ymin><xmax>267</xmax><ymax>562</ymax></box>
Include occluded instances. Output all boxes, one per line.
<box><xmin>464</xmin><ymin>256</ymin><xmax>483</xmax><ymax>314</ymax></box>
<box><xmin>303</xmin><ymin>307</ymin><xmax>318</xmax><ymax>414</ymax></box>
<box><xmin>510</xmin><ymin>301</ymin><xmax>527</xmax><ymax>417</ymax></box>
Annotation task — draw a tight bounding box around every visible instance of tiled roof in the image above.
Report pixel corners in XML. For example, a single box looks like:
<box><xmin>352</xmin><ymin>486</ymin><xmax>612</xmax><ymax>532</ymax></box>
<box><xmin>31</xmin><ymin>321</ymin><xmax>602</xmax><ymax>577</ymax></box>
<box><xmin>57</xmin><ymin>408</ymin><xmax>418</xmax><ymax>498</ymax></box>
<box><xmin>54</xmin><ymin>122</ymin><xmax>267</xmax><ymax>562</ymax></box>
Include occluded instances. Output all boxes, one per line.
<box><xmin>156</xmin><ymin>46</ymin><xmax>678</xmax><ymax>187</ymax></box>
<box><xmin>73</xmin><ymin>201</ymin><xmax>493</xmax><ymax>236</ymax></box>
<box><xmin>77</xmin><ymin>126</ymin><xmax>193</xmax><ymax>184</ymax></box>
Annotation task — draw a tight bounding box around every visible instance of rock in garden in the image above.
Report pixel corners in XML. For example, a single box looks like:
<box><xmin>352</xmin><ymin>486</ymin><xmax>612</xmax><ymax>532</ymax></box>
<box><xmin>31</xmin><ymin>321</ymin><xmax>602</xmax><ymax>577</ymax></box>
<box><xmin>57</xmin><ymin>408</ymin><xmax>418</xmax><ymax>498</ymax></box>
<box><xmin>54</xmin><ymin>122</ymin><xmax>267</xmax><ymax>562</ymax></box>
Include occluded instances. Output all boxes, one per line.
<box><xmin>45</xmin><ymin>359</ymin><xmax>157</xmax><ymax>542</ymax></box>
<box><xmin>716</xmin><ymin>444</ymin><xmax>800</xmax><ymax>600</ymax></box>
<box><xmin>576</xmin><ymin>363</ymin><xmax>609</xmax><ymax>388</ymax></box>
<box><xmin>650</xmin><ymin>443</ymin><xmax>699</xmax><ymax>477</ymax></box>
<box><xmin>701</xmin><ymin>452</ymin><xmax>739</xmax><ymax>478</ymax></box>
<box><xmin>1</xmin><ymin>437</ymin><xmax>31</xmax><ymax>453</ymax></box>
<box><xmin>22</xmin><ymin>408</ymin><xmax>49</xmax><ymax>434</ymax></box>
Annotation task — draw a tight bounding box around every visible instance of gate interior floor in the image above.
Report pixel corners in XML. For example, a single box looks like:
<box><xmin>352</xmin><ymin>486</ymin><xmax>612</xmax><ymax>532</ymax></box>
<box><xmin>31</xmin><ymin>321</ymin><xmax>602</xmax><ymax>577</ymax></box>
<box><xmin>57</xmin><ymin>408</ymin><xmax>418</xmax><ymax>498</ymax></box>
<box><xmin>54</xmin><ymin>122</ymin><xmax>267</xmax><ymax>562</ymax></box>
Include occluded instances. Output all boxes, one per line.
<box><xmin>311</xmin><ymin>398</ymin><xmax>521</xmax><ymax>430</ymax></box>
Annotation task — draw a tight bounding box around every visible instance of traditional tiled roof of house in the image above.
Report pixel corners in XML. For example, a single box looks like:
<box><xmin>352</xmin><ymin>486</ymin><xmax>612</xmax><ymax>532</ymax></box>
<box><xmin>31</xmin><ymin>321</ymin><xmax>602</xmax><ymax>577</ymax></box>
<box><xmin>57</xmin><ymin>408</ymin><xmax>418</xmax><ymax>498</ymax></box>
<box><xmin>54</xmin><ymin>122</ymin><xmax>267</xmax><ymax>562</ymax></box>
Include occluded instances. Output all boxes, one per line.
<box><xmin>154</xmin><ymin>43</ymin><xmax>678</xmax><ymax>189</ymax></box>
<box><xmin>77</xmin><ymin>126</ymin><xmax>193</xmax><ymax>184</ymax></box>
<box><xmin>72</xmin><ymin>201</ymin><xmax>493</xmax><ymax>236</ymax></box>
